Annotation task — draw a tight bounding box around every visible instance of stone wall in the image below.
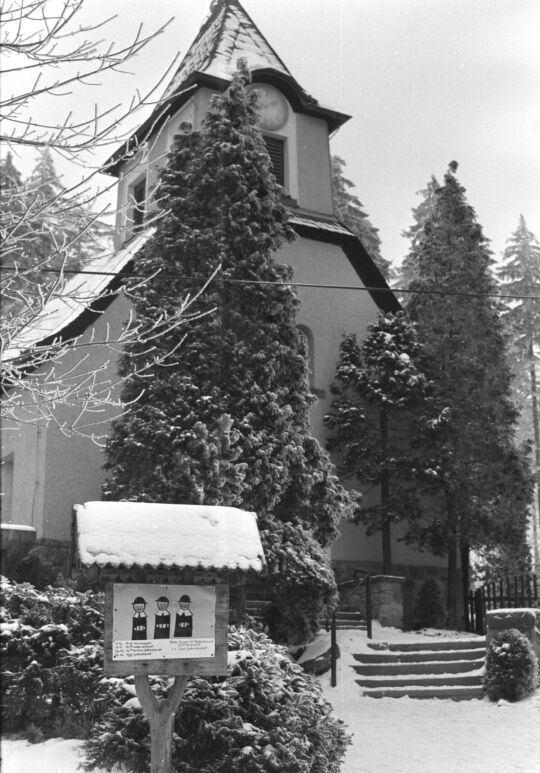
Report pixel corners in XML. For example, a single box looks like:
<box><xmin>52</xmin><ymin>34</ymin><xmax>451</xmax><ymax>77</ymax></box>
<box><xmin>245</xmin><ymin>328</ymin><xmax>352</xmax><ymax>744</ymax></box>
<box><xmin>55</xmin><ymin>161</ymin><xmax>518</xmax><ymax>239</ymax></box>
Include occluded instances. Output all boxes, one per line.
<box><xmin>369</xmin><ymin>575</ymin><xmax>405</xmax><ymax>628</ymax></box>
<box><xmin>486</xmin><ymin>608</ymin><xmax>540</xmax><ymax>663</ymax></box>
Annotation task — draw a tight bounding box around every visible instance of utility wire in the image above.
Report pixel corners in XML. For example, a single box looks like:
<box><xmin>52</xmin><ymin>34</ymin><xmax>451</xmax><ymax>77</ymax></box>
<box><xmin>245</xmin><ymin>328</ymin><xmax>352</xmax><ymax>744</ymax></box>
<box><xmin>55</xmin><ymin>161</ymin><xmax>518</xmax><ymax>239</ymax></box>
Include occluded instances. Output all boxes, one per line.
<box><xmin>2</xmin><ymin>264</ymin><xmax>540</xmax><ymax>301</ymax></box>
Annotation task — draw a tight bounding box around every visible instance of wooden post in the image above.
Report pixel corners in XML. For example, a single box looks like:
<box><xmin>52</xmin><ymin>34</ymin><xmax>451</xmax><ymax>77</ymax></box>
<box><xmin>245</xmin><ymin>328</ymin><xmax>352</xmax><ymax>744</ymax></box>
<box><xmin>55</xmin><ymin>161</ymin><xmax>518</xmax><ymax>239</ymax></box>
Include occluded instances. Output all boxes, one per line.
<box><xmin>135</xmin><ymin>675</ymin><xmax>188</xmax><ymax>773</ymax></box>
<box><xmin>330</xmin><ymin>611</ymin><xmax>337</xmax><ymax>688</ymax></box>
<box><xmin>365</xmin><ymin>574</ymin><xmax>372</xmax><ymax>640</ymax></box>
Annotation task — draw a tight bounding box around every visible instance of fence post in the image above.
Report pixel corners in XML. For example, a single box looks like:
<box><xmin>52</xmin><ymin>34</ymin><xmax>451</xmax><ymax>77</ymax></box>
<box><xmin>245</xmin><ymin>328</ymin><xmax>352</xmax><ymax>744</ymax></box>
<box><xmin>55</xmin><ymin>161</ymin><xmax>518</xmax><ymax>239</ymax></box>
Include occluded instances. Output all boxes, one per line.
<box><xmin>474</xmin><ymin>588</ymin><xmax>484</xmax><ymax>635</ymax></box>
<box><xmin>365</xmin><ymin>574</ymin><xmax>372</xmax><ymax>640</ymax></box>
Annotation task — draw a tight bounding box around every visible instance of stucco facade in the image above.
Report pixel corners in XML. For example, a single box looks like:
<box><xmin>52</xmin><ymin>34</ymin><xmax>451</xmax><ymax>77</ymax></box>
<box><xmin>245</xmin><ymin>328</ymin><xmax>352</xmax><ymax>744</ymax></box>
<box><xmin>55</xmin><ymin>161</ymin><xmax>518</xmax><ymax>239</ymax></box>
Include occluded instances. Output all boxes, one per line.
<box><xmin>1</xmin><ymin>0</ymin><xmax>446</xmax><ymax>582</ymax></box>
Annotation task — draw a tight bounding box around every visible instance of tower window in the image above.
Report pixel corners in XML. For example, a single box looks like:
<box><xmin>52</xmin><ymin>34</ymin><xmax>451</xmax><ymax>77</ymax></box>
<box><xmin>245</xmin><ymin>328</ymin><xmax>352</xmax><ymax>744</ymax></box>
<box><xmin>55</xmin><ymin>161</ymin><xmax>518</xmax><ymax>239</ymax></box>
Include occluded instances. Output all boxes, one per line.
<box><xmin>264</xmin><ymin>136</ymin><xmax>285</xmax><ymax>186</ymax></box>
<box><xmin>130</xmin><ymin>176</ymin><xmax>147</xmax><ymax>232</ymax></box>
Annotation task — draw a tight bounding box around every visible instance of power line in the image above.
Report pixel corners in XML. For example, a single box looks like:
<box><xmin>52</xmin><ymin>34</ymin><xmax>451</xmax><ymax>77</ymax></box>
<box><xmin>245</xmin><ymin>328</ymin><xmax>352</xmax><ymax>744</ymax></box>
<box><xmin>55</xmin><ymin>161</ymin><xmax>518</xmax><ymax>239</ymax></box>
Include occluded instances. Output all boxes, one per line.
<box><xmin>2</xmin><ymin>263</ymin><xmax>540</xmax><ymax>301</ymax></box>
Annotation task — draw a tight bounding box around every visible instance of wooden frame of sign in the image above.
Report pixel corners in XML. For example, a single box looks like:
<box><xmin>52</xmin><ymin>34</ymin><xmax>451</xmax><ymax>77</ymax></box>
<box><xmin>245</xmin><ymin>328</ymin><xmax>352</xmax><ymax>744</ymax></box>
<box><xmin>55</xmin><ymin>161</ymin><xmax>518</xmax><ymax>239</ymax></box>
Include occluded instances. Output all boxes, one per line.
<box><xmin>104</xmin><ymin>582</ymin><xmax>229</xmax><ymax>677</ymax></box>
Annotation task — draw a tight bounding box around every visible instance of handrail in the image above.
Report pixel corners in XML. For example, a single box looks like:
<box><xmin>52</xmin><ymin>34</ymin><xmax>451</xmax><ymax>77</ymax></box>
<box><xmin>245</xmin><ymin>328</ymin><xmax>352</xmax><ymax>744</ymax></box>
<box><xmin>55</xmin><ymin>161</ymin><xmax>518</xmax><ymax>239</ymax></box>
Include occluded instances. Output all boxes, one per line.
<box><xmin>328</xmin><ymin>571</ymin><xmax>373</xmax><ymax>687</ymax></box>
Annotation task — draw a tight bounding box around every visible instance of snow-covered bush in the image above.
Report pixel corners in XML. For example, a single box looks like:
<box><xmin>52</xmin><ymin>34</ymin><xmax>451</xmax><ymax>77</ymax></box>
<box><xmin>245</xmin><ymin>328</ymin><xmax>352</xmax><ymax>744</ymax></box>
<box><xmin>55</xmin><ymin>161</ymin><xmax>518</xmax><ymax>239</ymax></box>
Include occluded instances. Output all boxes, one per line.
<box><xmin>1</xmin><ymin>576</ymin><xmax>111</xmax><ymax>738</ymax></box>
<box><xmin>83</xmin><ymin>627</ymin><xmax>351</xmax><ymax>773</ymax></box>
<box><xmin>412</xmin><ymin>577</ymin><xmax>445</xmax><ymax>629</ymax></box>
<box><xmin>2</xmin><ymin>578</ymin><xmax>350</xmax><ymax>770</ymax></box>
<box><xmin>484</xmin><ymin>628</ymin><xmax>539</xmax><ymax>702</ymax></box>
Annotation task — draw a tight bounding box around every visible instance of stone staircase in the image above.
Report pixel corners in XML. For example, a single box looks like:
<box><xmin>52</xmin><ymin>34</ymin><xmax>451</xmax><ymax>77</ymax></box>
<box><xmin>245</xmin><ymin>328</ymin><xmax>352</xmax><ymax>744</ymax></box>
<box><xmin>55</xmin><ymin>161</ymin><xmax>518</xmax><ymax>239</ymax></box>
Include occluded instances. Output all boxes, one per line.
<box><xmin>245</xmin><ymin>599</ymin><xmax>367</xmax><ymax>632</ymax></box>
<box><xmin>353</xmin><ymin>637</ymin><xmax>486</xmax><ymax>700</ymax></box>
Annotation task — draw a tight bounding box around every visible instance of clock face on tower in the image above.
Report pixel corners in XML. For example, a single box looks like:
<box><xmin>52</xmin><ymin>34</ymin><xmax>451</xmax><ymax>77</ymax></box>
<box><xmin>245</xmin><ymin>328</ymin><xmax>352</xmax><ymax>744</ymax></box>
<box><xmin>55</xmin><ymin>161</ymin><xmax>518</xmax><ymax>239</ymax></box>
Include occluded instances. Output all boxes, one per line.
<box><xmin>248</xmin><ymin>84</ymin><xmax>289</xmax><ymax>131</ymax></box>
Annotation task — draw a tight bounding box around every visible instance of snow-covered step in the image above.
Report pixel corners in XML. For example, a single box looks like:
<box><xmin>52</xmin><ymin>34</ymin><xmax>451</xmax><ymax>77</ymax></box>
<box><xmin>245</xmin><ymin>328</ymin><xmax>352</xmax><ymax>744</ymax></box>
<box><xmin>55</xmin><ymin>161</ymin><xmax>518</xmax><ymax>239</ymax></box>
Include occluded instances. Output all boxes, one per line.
<box><xmin>335</xmin><ymin>611</ymin><xmax>366</xmax><ymax>630</ymax></box>
<box><xmin>352</xmin><ymin>658</ymin><xmax>483</xmax><ymax>676</ymax></box>
<box><xmin>362</xmin><ymin>684</ymin><xmax>485</xmax><ymax>700</ymax></box>
<box><xmin>355</xmin><ymin>648</ymin><xmax>484</xmax><ymax>663</ymax></box>
<box><xmin>367</xmin><ymin>638</ymin><xmax>485</xmax><ymax>653</ymax></box>
<box><xmin>355</xmin><ymin>636</ymin><xmax>486</xmax><ymax>699</ymax></box>
<box><xmin>355</xmin><ymin>672</ymin><xmax>483</xmax><ymax>689</ymax></box>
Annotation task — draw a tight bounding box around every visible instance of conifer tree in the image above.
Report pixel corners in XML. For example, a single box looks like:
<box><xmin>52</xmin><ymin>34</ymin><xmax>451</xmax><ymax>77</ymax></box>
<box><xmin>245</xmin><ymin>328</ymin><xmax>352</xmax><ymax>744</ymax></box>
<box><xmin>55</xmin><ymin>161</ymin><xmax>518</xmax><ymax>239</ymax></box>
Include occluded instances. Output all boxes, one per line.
<box><xmin>397</xmin><ymin>176</ymin><xmax>439</xmax><ymax>293</ymax></box>
<box><xmin>404</xmin><ymin>162</ymin><xmax>532</xmax><ymax>624</ymax></box>
<box><xmin>498</xmin><ymin>215</ymin><xmax>540</xmax><ymax>567</ymax></box>
<box><xmin>0</xmin><ymin>152</ymin><xmax>28</xmax><ymax>314</ymax></box>
<box><xmin>325</xmin><ymin>312</ymin><xmax>440</xmax><ymax>574</ymax></box>
<box><xmin>331</xmin><ymin>155</ymin><xmax>392</xmax><ymax>280</ymax></box>
<box><xmin>104</xmin><ymin>64</ymin><xmax>353</xmax><ymax>643</ymax></box>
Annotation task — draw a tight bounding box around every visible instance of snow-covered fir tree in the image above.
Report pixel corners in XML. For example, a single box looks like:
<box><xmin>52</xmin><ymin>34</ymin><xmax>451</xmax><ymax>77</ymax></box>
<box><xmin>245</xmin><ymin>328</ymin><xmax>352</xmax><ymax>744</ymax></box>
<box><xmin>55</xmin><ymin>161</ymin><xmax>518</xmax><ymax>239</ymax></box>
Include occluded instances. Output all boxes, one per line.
<box><xmin>498</xmin><ymin>215</ymin><xmax>540</xmax><ymax>568</ymax></box>
<box><xmin>1</xmin><ymin>148</ymin><xmax>112</xmax><ymax>316</ymax></box>
<box><xmin>397</xmin><ymin>175</ymin><xmax>440</xmax><ymax>294</ymax></box>
<box><xmin>104</xmin><ymin>63</ymin><xmax>353</xmax><ymax>643</ymax></box>
<box><xmin>405</xmin><ymin>162</ymin><xmax>532</xmax><ymax>622</ymax></box>
<box><xmin>331</xmin><ymin>155</ymin><xmax>392</xmax><ymax>280</ymax></box>
<box><xmin>325</xmin><ymin>312</ymin><xmax>440</xmax><ymax>574</ymax></box>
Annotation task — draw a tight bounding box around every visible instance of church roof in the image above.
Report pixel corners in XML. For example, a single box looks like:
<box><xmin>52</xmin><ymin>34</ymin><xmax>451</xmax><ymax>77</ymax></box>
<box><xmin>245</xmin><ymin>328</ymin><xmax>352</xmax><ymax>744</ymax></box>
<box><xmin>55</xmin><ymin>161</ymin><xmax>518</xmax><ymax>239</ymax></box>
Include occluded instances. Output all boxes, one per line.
<box><xmin>104</xmin><ymin>0</ymin><xmax>349</xmax><ymax>175</ymax></box>
<box><xmin>3</xmin><ymin>231</ymin><xmax>152</xmax><ymax>361</ymax></box>
<box><xmin>5</xmin><ymin>212</ymin><xmax>398</xmax><ymax>360</ymax></box>
<box><xmin>161</xmin><ymin>0</ymin><xmax>291</xmax><ymax>101</ymax></box>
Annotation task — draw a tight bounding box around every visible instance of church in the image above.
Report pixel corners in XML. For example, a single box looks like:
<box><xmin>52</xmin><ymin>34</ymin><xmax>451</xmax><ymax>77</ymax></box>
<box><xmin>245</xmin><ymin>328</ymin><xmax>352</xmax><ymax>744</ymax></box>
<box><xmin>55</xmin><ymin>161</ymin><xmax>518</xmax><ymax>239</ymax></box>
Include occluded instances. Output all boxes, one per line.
<box><xmin>1</xmin><ymin>0</ymin><xmax>446</xmax><ymax>590</ymax></box>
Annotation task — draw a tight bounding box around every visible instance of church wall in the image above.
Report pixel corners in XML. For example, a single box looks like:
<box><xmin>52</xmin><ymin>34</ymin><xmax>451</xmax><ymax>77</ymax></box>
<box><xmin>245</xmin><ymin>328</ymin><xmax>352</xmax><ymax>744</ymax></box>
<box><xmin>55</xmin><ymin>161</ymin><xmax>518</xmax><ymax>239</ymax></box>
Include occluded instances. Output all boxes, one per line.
<box><xmin>280</xmin><ymin>235</ymin><xmax>447</xmax><ymax>574</ymax></box>
<box><xmin>40</xmin><ymin>295</ymin><xmax>132</xmax><ymax>541</ymax></box>
<box><xmin>1</xmin><ymin>420</ymin><xmax>46</xmax><ymax>535</ymax></box>
<box><xmin>295</xmin><ymin>114</ymin><xmax>334</xmax><ymax>215</ymax></box>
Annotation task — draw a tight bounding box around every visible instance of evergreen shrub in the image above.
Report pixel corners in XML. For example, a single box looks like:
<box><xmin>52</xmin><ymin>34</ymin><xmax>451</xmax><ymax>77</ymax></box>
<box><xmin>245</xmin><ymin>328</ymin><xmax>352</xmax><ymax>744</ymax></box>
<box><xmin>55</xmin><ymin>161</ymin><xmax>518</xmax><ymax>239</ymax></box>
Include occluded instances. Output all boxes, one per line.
<box><xmin>2</xmin><ymin>578</ymin><xmax>350</xmax><ymax>771</ymax></box>
<box><xmin>484</xmin><ymin>628</ymin><xmax>539</xmax><ymax>702</ymax></box>
<box><xmin>412</xmin><ymin>577</ymin><xmax>446</xmax><ymax>629</ymax></box>
<box><xmin>83</xmin><ymin>627</ymin><xmax>350</xmax><ymax>773</ymax></box>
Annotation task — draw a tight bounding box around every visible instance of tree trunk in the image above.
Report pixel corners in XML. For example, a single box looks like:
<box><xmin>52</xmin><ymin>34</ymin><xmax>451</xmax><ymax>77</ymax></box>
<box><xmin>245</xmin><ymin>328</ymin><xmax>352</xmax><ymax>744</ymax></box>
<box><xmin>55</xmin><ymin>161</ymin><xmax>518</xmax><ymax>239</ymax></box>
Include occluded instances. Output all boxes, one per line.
<box><xmin>135</xmin><ymin>675</ymin><xmax>187</xmax><ymax>773</ymax></box>
<box><xmin>460</xmin><ymin>541</ymin><xmax>470</xmax><ymax>631</ymax></box>
<box><xmin>445</xmin><ymin>490</ymin><xmax>459</xmax><ymax>629</ymax></box>
<box><xmin>380</xmin><ymin>410</ymin><xmax>391</xmax><ymax>574</ymax></box>
<box><xmin>529</xmin><ymin>351</ymin><xmax>540</xmax><ymax>570</ymax></box>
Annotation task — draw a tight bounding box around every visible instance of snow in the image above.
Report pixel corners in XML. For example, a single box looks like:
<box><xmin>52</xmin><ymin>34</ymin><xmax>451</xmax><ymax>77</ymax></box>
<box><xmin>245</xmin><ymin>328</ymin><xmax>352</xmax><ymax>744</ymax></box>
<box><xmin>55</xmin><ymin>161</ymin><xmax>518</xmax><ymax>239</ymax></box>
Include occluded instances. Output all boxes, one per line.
<box><xmin>162</xmin><ymin>2</ymin><xmax>290</xmax><ymax>101</ymax></box>
<box><xmin>74</xmin><ymin>501</ymin><xmax>265</xmax><ymax>571</ymax></box>
<box><xmin>0</xmin><ymin>524</ymin><xmax>36</xmax><ymax>532</ymax></box>
<box><xmin>0</xmin><ymin>738</ymin><xmax>117</xmax><ymax>773</ymax></box>
<box><xmin>2</xmin><ymin>622</ymin><xmax>538</xmax><ymax>772</ymax></box>
<box><xmin>4</xmin><ymin>231</ymin><xmax>152</xmax><ymax>359</ymax></box>
<box><xmin>319</xmin><ymin>623</ymin><xmax>540</xmax><ymax>773</ymax></box>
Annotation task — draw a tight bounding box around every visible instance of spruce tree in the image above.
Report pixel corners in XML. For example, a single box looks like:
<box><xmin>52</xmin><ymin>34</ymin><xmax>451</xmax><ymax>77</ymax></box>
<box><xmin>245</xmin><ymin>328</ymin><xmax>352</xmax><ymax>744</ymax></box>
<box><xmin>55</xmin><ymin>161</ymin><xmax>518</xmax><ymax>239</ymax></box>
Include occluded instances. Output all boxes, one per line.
<box><xmin>325</xmin><ymin>312</ymin><xmax>440</xmax><ymax>574</ymax></box>
<box><xmin>331</xmin><ymin>155</ymin><xmax>392</xmax><ymax>280</ymax></box>
<box><xmin>404</xmin><ymin>162</ymin><xmax>532</xmax><ymax>624</ymax></box>
<box><xmin>397</xmin><ymin>176</ymin><xmax>440</xmax><ymax>293</ymax></box>
<box><xmin>104</xmin><ymin>63</ymin><xmax>352</xmax><ymax>643</ymax></box>
<box><xmin>498</xmin><ymin>215</ymin><xmax>540</xmax><ymax>568</ymax></box>
<box><xmin>0</xmin><ymin>152</ymin><xmax>29</xmax><ymax>314</ymax></box>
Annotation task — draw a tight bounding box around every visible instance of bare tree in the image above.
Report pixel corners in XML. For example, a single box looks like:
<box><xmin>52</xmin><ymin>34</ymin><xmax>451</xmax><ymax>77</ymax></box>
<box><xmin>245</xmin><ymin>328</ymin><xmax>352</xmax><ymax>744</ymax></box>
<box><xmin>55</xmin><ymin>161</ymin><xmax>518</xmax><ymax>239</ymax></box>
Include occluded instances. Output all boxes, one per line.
<box><xmin>1</xmin><ymin>1</ymin><xmax>211</xmax><ymax>442</ymax></box>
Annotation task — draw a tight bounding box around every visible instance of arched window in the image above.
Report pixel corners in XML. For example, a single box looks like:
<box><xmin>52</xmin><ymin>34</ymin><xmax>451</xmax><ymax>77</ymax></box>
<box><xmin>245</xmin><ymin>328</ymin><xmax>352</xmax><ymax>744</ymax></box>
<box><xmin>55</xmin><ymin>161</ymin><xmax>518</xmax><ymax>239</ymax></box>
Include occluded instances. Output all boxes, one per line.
<box><xmin>297</xmin><ymin>325</ymin><xmax>315</xmax><ymax>387</ymax></box>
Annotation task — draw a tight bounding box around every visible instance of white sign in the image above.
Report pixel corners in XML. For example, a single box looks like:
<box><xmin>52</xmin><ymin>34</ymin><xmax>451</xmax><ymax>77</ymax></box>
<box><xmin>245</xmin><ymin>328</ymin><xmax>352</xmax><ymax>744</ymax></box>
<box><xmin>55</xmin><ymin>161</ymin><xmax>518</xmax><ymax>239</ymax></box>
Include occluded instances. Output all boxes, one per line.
<box><xmin>112</xmin><ymin>583</ymin><xmax>216</xmax><ymax>661</ymax></box>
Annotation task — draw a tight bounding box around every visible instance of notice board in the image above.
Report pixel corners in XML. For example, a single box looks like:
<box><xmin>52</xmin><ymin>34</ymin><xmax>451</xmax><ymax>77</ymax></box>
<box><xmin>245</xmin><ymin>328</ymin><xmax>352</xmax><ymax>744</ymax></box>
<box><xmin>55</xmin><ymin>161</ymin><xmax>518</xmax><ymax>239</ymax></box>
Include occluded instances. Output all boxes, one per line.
<box><xmin>104</xmin><ymin>582</ymin><xmax>228</xmax><ymax>676</ymax></box>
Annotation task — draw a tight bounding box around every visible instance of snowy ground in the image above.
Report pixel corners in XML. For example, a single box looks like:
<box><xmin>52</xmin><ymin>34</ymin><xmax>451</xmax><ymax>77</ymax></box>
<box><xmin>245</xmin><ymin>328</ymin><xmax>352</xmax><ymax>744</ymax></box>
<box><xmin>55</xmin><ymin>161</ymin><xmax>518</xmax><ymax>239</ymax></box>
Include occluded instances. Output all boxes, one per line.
<box><xmin>319</xmin><ymin>623</ymin><xmax>540</xmax><ymax>773</ymax></box>
<box><xmin>2</xmin><ymin>624</ymin><xmax>539</xmax><ymax>773</ymax></box>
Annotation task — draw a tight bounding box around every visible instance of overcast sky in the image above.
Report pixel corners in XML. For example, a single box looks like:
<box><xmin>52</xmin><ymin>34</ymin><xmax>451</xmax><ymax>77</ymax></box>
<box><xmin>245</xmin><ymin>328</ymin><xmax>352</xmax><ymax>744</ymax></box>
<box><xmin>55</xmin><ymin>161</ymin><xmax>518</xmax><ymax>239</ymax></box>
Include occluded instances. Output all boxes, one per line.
<box><xmin>6</xmin><ymin>0</ymin><xmax>540</xmax><ymax>270</ymax></box>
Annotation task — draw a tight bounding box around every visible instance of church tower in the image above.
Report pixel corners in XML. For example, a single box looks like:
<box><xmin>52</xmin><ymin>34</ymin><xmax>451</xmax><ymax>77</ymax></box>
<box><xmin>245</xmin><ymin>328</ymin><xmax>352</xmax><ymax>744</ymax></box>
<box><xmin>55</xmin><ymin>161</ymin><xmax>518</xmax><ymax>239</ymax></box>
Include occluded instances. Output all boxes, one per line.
<box><xmin>4</xmin><ymin>1</ymin><xmax>446</xmax><ymax>592</ymax></box>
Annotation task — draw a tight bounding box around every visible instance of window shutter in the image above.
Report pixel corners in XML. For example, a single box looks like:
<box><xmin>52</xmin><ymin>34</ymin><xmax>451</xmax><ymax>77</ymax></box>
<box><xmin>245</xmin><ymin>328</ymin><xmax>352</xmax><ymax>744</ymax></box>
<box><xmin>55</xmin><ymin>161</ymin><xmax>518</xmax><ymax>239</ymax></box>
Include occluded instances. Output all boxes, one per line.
<box><xmin>264</xmin><ymin>136</ymin><xmax>285</xmax><ymax>186</ymax></box>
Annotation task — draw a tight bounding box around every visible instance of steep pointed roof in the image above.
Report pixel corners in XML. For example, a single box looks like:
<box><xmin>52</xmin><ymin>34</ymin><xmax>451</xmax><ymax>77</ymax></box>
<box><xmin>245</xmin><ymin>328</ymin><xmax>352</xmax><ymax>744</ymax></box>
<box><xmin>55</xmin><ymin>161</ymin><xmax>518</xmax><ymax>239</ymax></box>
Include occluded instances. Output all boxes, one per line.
<box><xmin>104</xmin><ymin>0</ymin><xmax>349</xmax><ymax>175</ymax></box>
<box><xmin>161</xmin><ymin>0</ymin><xmax>291</xmax><ymax>100</ymax></box>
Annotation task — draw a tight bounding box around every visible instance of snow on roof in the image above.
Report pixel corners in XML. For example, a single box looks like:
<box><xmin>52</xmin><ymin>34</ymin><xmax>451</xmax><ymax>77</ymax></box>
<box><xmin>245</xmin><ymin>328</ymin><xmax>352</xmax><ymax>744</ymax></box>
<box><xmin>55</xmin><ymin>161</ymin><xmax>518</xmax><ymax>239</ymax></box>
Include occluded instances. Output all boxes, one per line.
<box><xmin>0</xmin><ymin>524</ymin><xmax>36</xmax><ymax>532</ymax></box>
<box><xmin>4</xmin><ymin>231</ymin><xmax>152</xmax><ymax>359</ymax></box>
<box><xmin>161</xmin><ymin>0</ymin><xmax>291</xmax><ymax>101</ymax></box>
<box><xmin>73</xmin><ymin>501</ymin><xmax>265</xmax><ymax>572</ymax></box>
<box><xmin>288</xmin><ymin>211</ymin><xmax>353</xmax><ymax>236</ymax></box>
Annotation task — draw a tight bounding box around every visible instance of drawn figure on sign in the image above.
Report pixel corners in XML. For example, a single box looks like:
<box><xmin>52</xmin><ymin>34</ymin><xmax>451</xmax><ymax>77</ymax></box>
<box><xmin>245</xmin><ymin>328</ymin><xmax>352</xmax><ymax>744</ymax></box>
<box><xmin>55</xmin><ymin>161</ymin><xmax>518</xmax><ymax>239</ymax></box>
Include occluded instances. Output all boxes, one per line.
<box><xmin>153</xmin><ymin>596</ymin><xmax>171</xmax><ymax>639</ymax></box>
<box><xmin>173</xmin><ymin>594</ymin><xmax>193</xmax><ymax>638</ymax></box>
<box><xmin>131</xmin><ymin>596</ymin><xmax>147</xmax><ymax>640</ymax></box>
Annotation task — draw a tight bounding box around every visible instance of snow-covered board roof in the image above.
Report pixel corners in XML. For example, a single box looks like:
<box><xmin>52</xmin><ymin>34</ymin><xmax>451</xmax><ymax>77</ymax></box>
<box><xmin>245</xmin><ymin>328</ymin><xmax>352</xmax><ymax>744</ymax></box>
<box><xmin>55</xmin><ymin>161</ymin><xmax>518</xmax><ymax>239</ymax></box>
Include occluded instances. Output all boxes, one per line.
<box><xmin>4</xmin><ymin>231</ymin><xmax>152</xmax><ymax>359</ymax></box>
<box><xmin>73</xmin><ymin>501</ymin><xmax>265</xmax><ymax>572</ymax></box>
<box><xmin>161</xmin><ymin>0</ymin><xmax>291</xmax><ymax>101</ymax></box>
